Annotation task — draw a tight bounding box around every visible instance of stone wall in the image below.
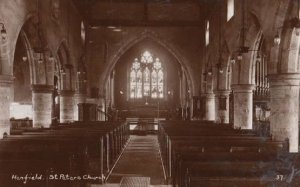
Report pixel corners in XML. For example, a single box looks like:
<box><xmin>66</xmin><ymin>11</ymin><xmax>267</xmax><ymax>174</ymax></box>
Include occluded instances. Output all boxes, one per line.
<box><xmin>0</xmin><ymin>0</ymin><xmax>84</xmax><ymax>133</ymax></box>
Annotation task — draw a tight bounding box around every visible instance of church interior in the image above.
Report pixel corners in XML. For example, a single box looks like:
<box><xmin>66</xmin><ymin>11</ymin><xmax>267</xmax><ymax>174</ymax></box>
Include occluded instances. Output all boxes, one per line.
<box><xmin>1</xmin><ymin>0</ymin><xmax>300</xmax><ymax>186</ymax></box>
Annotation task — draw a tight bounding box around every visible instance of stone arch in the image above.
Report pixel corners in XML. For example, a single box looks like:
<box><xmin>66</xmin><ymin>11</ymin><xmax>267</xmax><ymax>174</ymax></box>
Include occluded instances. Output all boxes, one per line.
<box><xmin>56</xmin><ymin>40</ymin><xmax>74</xmax><ymax>90</ymax></box>
<box><xmin>278</xmin><ymin>25</ymin><xmax>300</xmax><ymax>74</ymax></box>
<box><xmin>19</xmin><ymin>30</ymin><xmax>35</xmax><ymax>84</ymax></box>
<box><xmin>267</xmin><ymin>7</ymin><xmax>300</xmax><ymax>152</ymax></box>
<box><xmin>12</xmin><ymin>15</ymin><xmax>53</xmax><ymax>85</ymax></box>
<box><xmin>249</xmin><ymin>31</ymin><xmax>264</xmax><ymax>84</ymax></box>
<box><xmin>201</xmin><ymin>54</ymin><xmax>213</xmax><ymax>94</ymax></box>
<box><xmin>12</xmin><ymin>29</ymin><xmax>36</xmax><ymax>103</ymax></box>
<box><xmin>99</xmin><ymin>31</ymin><xmax>196</xmax><ymax>97</ymax></box>
<box><xmin>1</xmin><ymin>12</ymin><xmax>35</xmax><ymax>75</ymax></box>
<box><xmin>218</xmin><ymin>41</ymin><xmax>231</xmax><ymax>91</ymax></box>
<box><xmin>203</xmin><ymin>40</ymin><xmax>231</xmax><ymax>93</ymax></box>
<box><xmin>231</xmin><ymin>13</ymin><xmax>262</xmax><ymax>85</ymax></box>
<box><xmin>56</xmin><ymin>40</ymin><xmax>71</xmax><ymax>67</ymax></box>
<box><xmin>268</xmin><ymin>0</ymin><xmax>300</xmax><ymax>75</ymax></box>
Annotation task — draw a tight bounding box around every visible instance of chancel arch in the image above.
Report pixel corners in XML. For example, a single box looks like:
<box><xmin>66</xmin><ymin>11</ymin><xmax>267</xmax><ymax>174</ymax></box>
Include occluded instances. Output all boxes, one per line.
<box><xmin>99</xmin><ymin>31</ymin><xmax>196</xmax><ymax>98</ymax></box>
<box><xmin>112</xmin><ymin>39</ymin><xmax>188</xmax><ymax>120</ymax></box>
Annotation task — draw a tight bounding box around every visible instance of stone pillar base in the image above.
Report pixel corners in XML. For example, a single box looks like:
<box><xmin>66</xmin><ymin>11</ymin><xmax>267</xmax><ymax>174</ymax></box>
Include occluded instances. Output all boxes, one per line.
<box><xmin>232</xmin><ymin>84</ymin><xmax>255</xmax><ymax>129</ymax></box>
<box><xmin>205</xmin><ymin>92</ymin><xmax>215</xmax><ymax>121</ymax></box>
<box><xmin>215</xmin><ymin>90</ymin><xmax>231</xmax><ymax>124</ymax></box>
<box><xmin>32</xmin><ymin>85</ymin><xmax>53</xmax><ymax>128</ymax></box>
<box><xmin>269</xmin><ymin>74</ymin><xmax>300</xmax><ymax>153</ymax></box>
<box><xmin>59</xmin><ymin>90</ymin><xmax>75</xmax><ymax>123</ymax></box>
<box><xmin>0</xmin><ymin>75</ymin><xmax>13</xmax><ymax>138</ymax></box>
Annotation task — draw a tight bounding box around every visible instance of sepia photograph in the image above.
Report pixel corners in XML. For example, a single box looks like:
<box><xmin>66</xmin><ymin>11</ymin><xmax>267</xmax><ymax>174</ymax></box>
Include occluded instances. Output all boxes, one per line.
<box><xmin>0</xmin><ymin>0</ymin><xmax>300</xmax><ymax>186</ymax></box>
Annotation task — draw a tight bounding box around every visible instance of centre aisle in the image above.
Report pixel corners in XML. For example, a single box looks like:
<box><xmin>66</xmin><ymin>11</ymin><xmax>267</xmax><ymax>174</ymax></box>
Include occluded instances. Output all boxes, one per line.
<box><xmin>107</xmin><ymin>135</ymin><xmax>166</xmax><ymax>185</ymax></box>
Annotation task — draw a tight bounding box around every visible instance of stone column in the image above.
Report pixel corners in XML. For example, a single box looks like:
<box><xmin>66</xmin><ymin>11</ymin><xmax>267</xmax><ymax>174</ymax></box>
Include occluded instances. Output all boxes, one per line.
<box><xmin>0</xmin><ymin>75</ymin><xmax>13</xmax><ymax>138</ymax></box>
<box><xmin>73</xmin><ymin>93</ymin><xmax>86</xmax><ymax>121</ymax></box>
<box><xmin>32</xmin><ymin>85</ymin><xmax>53</xmax><ymax>128</ymax></box>
<box><xmin>232</xmin><ymin>84</ymin><xmax>255</xmax><ymax>129</ymax></box>
<box><xmin>59</xmin><ymin>90</ymin><xmax>75</xmax><ymax>123</ymax></box>
<box><xmin>191</xmin><ymin>96</ymin><xmax>200</xmax><ymax>119</ymax></box>
<box><xmin>215</xmin><ymin>90</ymin><xmax>231</xmax><ymax>124</ymax></box>
<box><xmin>204</xmin><ymin>92</ymin><xmax>215</xmax><ymax>121</ymax></box>
<box><xmin>269</xmin><ymin>74</ymin><xmax>300</xmax><ymax>153</ymax></box>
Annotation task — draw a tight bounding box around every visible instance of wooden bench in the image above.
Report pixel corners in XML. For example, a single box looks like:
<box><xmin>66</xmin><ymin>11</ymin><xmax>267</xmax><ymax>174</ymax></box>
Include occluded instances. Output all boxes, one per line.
<box><xmin>157</xmin><ymin>120</ymin><xmax>292</xmax><ymax>187</ymax></box>
<box><xmin>0</xmin><ymin>121</ymin><xmax>129</xmax><ymax>187</ymax></box>
<box><xmin>173</xmin><ymin>151</ymin><xmax>293</xmax><ymax>187</ymax></box>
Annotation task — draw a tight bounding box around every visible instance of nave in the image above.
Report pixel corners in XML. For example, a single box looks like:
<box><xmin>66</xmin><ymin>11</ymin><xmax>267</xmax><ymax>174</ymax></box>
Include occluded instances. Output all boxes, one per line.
<box><xmin>2</xmin><ymin>119</ymin><xmax>300</xmax><ymax>187</ymax></box>
<box><xmin>2</xmin><ymin>0</ymin><xmax>300</xmax><ymax>186</ymax></box>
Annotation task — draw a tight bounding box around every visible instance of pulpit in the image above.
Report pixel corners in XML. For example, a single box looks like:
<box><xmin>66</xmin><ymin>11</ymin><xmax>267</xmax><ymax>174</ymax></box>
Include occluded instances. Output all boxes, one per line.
<box><xmin>78</xmin><ymin>103</ymin><xmax>97</xmax><ymax>121</ymax></box>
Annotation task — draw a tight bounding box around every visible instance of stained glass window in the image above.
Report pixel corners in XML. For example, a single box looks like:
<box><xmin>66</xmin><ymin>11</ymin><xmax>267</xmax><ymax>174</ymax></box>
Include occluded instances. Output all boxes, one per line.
<box><xmin>227</xmin><ymin>0</ymin><xmax>234</xmax><ymax>21</ymax></box>
<box><xmin>129</xmin><ymin>51</ymin><xmax>164</xmax><ymax>99</ymax></box>
<box><xmin>205</xmin><ymin>21</ymin><xmax>209</xmax><ymax>46</ymax></box>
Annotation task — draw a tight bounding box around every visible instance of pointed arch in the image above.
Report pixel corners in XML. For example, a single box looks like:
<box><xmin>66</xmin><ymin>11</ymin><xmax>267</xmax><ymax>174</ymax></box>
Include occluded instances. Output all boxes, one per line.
<box><xmin>56</xmin><ymin>40</ymin><xmax>71</xmax><ymax>67</ymax></box>
<box><xmin>99</xmin><ymin>31</ymin><xmax>196</xmax><ymax>96</ymax></box>
<box><xmin>278</xmin><ymin>26</ymin><xmax>300</xmax><ymax>73</ymax></box>
<box><xmin>56</xmin><ymin>40</ymin><xmax>73</xmax><ymax>90</ymax></box>
<box><xmin>229</xmin><ymin>12</ymin><xmax>262</xmax><ymax>85</ymax></box>
<box><xmin>18</xmin><ymin>30</ymin><xmax>35</xmax><ymax>85</ymax></box>
<box><xmin>219</xmin><ymin>40</ymin><xmax>231</xmax><ymax>90</ymax></box>
<box><xmin>201</xmin><ymin>53</ymin><xmax>213</xmax><ymax>93</ymax></box>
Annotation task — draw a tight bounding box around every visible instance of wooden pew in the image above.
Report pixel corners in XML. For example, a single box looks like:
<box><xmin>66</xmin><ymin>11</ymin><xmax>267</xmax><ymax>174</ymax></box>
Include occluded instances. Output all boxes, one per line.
<box><xmin>173</xmin><ymin>149</ymin><xmax>292</xmax><ymax>187</ymax></box>
<box><xmin>0</xmin><ymin>137</ymin><xmax>87</xmax><ymax>187</ymax></box>
<box><xmin>158</xmin><ymin>123</ymin><xmax>261</xmax><ymax>178</ymax></box>
<box><xmin>0</xmin><ymin>121</ymin><xmax>129</xmax><ymax>187</ymax></box>
<box><xmin>157</xmin><ymin>120</ymin><xmax>291</xmax><ymax>187</ymax></box>
<box><xmin>165</xmin><ymin>138</ymin><xmax>287</xmax><ymax>183</ymax></box>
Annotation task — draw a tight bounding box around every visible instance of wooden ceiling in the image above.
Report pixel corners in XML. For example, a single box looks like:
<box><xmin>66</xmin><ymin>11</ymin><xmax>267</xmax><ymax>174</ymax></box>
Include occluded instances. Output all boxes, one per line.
<box><xmin>73</xmin><ymin>0</ymin><xmax>208</xmax><ymax>27</ymax></box>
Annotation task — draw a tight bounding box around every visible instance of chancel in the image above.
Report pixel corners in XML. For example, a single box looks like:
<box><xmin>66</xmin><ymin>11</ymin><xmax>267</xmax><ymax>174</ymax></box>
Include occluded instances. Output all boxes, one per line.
<box><xmin>1</xmin><ymin>0</ymin><xmax>300</xmax><ymax>186</ymax></box>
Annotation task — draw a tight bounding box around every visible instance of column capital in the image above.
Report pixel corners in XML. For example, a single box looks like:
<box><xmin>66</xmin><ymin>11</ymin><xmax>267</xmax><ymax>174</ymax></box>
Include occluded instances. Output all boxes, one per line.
<box><xmin>32</xmin><ymin>84</ymin><xmax>54</xmax><ymax>93</ymax></box>
<box><xmin>204</xmin><ymin>92</ymin><xmax>215</xmax><ymax>99</ymax></box>
<box><xmin>232</xmin><ymin>84</ymin><xmax>255</xmax><ymax>93</ymax></box>
<box><xmin>214</xmin><ymin>90</ymin><xmax>231</xmax><ymax>96</ymax></box>
<box><xmin>59</xmin><ymin>90</ymin><xmax>75</xmax><ymax>96</ymax></box>
<box><xmin>268</xmin><ymin>73</ymin><xmax>300</xmax><ymax>87</ymax></box>
<box><xmin>0</xmin><ymin>75</ymin><xmax>13</xmax><ymax>87</ymax></box>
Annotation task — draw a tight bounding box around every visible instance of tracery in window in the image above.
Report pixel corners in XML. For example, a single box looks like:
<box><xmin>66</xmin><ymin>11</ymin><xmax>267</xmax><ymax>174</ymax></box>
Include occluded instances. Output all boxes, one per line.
<box><xmin>129</xmin><ymin>51</ymin><xmax>164</xmax><ymax>99</ymax></box>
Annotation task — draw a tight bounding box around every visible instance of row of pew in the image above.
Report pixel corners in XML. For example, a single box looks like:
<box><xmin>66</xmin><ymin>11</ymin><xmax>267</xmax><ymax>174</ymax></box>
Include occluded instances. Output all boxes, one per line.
<box><xmin>158</xmin><ymin>120</ymin><xmax>299</xmax><ymax>187</ymax></box>
<box><xmin>0</xmin><ymin>121</ymin><xmax>130</xmax><ymax>187</ymax></box>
